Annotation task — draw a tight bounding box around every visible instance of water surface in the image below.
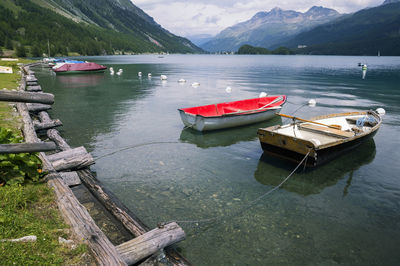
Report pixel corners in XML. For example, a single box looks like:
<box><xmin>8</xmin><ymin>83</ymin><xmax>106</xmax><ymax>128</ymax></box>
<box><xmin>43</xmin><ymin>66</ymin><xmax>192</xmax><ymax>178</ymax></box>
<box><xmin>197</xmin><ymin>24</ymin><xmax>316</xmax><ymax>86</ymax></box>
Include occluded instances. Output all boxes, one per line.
<box><xmin>35</xmin><ymin>55</ymin><xmax>400</xmax><ymax>265</ymax></box>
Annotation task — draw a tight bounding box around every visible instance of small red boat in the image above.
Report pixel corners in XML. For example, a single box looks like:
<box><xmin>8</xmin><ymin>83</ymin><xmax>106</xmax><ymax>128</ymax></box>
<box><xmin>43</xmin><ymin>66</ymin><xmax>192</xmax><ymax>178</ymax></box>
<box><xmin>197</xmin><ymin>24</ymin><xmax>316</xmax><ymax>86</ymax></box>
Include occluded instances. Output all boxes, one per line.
<box><xmin>53</xmin><ymin>62</ymin><xmax>107</xmax><ymax>74</ymax></box>
<box><xmin>178</xmin><ymin>95</ymin><xmax>286</xmax><ymax>131</ymax></box>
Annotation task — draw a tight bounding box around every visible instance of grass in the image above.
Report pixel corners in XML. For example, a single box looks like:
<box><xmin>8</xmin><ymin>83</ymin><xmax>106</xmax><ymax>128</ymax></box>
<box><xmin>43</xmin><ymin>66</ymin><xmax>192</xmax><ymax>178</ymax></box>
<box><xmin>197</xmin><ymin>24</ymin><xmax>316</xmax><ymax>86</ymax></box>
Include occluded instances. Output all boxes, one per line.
<box><xmin>0</xmin><ymin>59</ymin><xmax>28</xmax><ymax>134</ymax></box>
<box><xmin>0</xmin><ymin>58</ymin><xmax>93</xmax><ymax>264</ymax></box>
<box><xmin>0</xmin><ymin>184</ymin><xmax>91</xmax><ymax>265</ymax></box>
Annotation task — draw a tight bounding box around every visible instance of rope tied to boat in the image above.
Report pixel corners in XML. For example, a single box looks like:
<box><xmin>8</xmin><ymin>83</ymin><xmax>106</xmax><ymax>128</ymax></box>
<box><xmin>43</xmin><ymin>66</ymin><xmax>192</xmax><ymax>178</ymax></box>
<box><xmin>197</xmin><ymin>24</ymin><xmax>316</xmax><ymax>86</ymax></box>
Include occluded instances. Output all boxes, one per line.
<box><xmin>356</xmin><ymin>115</ymin><xmax>377</xmax><ymax>128</ymax></box>
<box><xmin>162</xmin><ymin>149</ymin><xmax>312</xmax><ymax>227</ymax></box>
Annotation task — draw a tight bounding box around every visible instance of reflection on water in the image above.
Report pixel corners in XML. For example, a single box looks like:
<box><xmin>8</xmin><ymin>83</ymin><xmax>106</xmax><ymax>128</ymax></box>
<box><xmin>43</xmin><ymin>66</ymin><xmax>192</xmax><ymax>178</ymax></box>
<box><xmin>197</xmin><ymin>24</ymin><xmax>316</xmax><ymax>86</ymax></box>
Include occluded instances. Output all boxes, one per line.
<box><xmin>255</xmin><ymin>139</ymin><xmax>376</xmax><ymax>196</ymax></box>
<box><xmin>56</xmin><ymin>73</ymin><xmax>106</xmax><ymax>88</ymax></box>
<box><xmin>35</xmin><ymin>55</ymin><xmax>400</xmax><ymax>265</ymax></box>
<box><xmin>180</xmin><ymin>117</ymin><xmax>282</xmax><ymax>148</ymax></box>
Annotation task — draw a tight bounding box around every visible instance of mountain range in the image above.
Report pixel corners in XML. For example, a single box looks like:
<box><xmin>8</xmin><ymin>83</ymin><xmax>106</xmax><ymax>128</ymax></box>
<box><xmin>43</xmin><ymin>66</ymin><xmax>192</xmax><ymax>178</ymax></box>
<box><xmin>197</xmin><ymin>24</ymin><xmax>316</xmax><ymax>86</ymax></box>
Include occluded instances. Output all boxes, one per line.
<box><xmin>200</xmin><ymin>6</ymin><xmax>341</xmax><ymax>52</ymax></box>
<box><xmin>284</xmin><ymin>1</ymin><xmax>400</xmax><ymax>55</ymax></box>
<box><xmin>0</xmin><ymin>0</ymin><xmax>201</xmax><ymax>55</ymax></box>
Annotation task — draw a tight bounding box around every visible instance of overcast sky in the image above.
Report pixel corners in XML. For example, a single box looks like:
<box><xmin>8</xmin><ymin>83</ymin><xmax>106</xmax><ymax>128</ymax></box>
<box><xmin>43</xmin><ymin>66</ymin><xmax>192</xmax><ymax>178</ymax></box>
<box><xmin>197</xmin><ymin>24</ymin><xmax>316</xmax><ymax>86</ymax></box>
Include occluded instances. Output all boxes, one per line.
<box><xmin>132</xmin><ymin>0</ymin><xmax>384</xmax><ymax>37</ymax></box>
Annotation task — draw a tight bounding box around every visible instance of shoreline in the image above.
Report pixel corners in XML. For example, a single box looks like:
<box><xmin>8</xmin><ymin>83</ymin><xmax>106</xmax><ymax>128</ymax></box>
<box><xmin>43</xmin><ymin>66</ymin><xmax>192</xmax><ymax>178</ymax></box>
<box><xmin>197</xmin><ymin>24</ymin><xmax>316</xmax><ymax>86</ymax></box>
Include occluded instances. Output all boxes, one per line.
<box><xmin>3</xmin><ymin>62</ymin><xmax>190</xmax><ymax>265</ymax></box>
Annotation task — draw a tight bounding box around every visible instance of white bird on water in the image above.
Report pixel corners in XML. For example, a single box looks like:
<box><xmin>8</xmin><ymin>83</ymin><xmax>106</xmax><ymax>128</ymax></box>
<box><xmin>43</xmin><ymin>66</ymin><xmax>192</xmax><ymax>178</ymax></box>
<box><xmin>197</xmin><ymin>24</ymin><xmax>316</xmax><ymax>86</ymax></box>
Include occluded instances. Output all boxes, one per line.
<box><xmin>160</xmin><ymin>75</ymin><xmax>168</xmax><ymax>80</ymax></box>
<box><xmin>138</xmin><ymin>72</ymin><xmax>142</xmax><ymax>77</ymax></box>
<box><xmin>225</xmin><ymin>86</ymin><xmax>232</xmax><ymax>93</ymax></box>
<box><xmin>148</xmin><ymin>73</ymin><xmax>152</xmax><ymax>78</ymax></box>
<box><xmin>259</xmin><ymin>92</ymin><xmax>268</xmax><ymax>98</ymax></box>
<box><xmin>178</xmin><ymin>79</ymin><xmax>186</xmax><ymax>83</ymax></box>
<box><xmin>191</xmin><ymin>82</ymin><xmax>200</xmax><ymax>87</ymax></box>
<box><xmin>308</xmin><ymin>99</ymin><xmax>317</xmax><ymax>107</ymax></box>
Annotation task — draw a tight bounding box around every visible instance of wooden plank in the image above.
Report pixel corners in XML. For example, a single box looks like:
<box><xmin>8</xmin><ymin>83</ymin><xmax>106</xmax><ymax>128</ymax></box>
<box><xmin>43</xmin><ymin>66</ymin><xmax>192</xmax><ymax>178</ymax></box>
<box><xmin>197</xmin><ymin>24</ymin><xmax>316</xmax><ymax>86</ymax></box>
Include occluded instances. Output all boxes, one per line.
<box><xmin>0</xmin><ymin>90</ymin><xmax>54</xmax><ymax>104</ymax></box>
<box><xmin>0</xmin><ymin>142</ymin><xmax>56</xmax><ymax>154</ymax></box>
<box><xmin>47</xmin><ymin>146</ymin><xmax>88</xmax><ymax>162</ymax></box>
<box><xmin>298</xmin><ymin>123</ymin><xmax>354</xmax><ymax>138</ymax></box>
<box><xmin>47</xmin><ymin>129</ymin><xmax>71</xmax><ymax>151</ymax></box>
<box><xmin>116</xmin><ymin>222</ymin><xmax>185</xmax><ymax>265</ymax></box>
<box><xmin>27</xmin><ymin>103</ymin><xmax>51</xmax><ymax>112</ymax></box>
<box><xmin>78</xmin><ymin>169</ymin><xmax>192</xmax><ymax>266</ymax></box>
<box><xmin>51</xmin><ymin>152</ymin><xmax>94</xmax><ymax>172</ymax></box>
<box><xmin>26</xmin><ymin>85</ymin><xmax>42</xmax><ymax>92</ymax></box>
<box><xmin>59</xmin><ymin>171</ymin><xmax>81</xmax><ymax>186</ymax></box>
<box><xmin>26</xmin><ymin>75</ymin><xmax>38</xmax><ymax>82</ymax></box>
<box><xmin>38</xmin><ymin>111</ymin><xmax>52</xmax><ymax>123</ymax></box>
<box><xmin>48</xmin><ymin>174</ymin><xmax>127</xmax><ymax>266</ymax></box>
<box><xmin>16</xmin><ymin>76</ymin><xmax>126</xmax><ymax>265</ymax></box>
<box><xmin>34</xmin><ymin>119</ymin><xmax>62</xmax><ymax>131</ymax></box>
<box><xmin>78</xmin><ymin>169</ymin><xmax>149</xmax><ymax>236</ymax></box>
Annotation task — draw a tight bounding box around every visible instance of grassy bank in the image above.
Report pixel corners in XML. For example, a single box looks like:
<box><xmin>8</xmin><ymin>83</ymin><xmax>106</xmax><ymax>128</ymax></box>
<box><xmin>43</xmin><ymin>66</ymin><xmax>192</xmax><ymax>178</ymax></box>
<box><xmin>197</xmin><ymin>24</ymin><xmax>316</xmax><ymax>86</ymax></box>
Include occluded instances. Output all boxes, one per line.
<box><xmin>0</xmin><ymin>59</ymin><xmax>92</xmax><ymax>264</ymax></box>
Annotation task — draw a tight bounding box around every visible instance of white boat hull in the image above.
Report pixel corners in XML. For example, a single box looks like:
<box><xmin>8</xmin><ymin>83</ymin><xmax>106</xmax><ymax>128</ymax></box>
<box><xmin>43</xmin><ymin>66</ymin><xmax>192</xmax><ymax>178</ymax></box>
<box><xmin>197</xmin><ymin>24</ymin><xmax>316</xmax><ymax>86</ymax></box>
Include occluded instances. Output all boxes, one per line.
<box><xmin>179</xmin><ymin>107</ymin><xmax>282</xmax><ymax>131</ymax></box>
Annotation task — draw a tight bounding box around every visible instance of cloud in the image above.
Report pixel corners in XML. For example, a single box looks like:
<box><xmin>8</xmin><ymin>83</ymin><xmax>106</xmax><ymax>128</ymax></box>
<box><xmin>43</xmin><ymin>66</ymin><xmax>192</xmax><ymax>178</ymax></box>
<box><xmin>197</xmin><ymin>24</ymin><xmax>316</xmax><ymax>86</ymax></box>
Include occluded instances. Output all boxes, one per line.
<box><xmin>131</xmin><ymin>0</ymin><xmax>384</xmax><ymax>37</ymax></box>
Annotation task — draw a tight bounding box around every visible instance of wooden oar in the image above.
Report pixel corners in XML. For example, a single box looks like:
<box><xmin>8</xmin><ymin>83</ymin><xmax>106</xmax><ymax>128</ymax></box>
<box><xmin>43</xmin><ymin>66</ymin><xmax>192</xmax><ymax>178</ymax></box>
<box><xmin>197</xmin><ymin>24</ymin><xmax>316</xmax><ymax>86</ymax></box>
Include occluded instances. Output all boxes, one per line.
<box><xmin>222</xmin><ymin>96</ymin><xmax>284</xmax><ymax>116</ymax></box>
<box><xmin>277</xmin><ymin>113</ymin><xmax>342</xmax><ymax>130</ymax></box>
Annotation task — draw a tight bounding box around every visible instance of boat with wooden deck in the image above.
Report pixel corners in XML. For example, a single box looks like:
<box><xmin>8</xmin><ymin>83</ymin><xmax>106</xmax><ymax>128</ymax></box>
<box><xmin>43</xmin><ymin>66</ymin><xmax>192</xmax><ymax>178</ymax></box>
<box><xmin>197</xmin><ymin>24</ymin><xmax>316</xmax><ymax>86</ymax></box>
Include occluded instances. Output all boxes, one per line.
<box><xmin>257</xmin><ymin>110</ymin><xmax>383</xmax><ymax>167</ymax></box>
<box><xmin>178</xmin><ymin>95</ymin><xmax>287</xmax><ymax>131</ymax></box>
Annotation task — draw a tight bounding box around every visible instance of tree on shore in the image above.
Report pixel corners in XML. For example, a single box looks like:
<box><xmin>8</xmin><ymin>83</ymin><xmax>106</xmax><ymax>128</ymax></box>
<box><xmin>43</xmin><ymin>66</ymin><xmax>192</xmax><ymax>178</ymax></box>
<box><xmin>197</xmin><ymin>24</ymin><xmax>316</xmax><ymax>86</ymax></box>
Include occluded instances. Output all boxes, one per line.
<box><xmin>31</xmin><ymin>44</ymin><xmax>42</xmax><ymax>57</ymax></box>
<box><xmin>5</xmin><ymin>38</ymin><xmax>13</xmax><ymax>50</ymax></box>
<box><xmin>0</xmin><ymin>47</ymin><xmax>3</xmax><ymax>57</ymax></box>
<box><xmin>16</xmin><ymin>44</ymin><xmax>26</xmax><ymax>57</ymax></box>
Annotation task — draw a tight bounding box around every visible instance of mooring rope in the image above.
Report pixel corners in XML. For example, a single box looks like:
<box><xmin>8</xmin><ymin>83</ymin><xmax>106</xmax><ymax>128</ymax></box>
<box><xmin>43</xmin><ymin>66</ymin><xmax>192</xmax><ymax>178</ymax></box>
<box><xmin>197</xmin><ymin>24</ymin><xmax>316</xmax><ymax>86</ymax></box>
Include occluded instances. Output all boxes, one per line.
<box><xmin>94</xmin><ymin>139</ymin><xmax>311</xmax><ymax>229</ymax></box>
<box><xmin>94</xmin><ymin>141</ymin><xmax>181</xmax><ymax>161</ymax></box>
<box><xmin>162</xmin><ymin>150</ymin><xmax>311</xmax><ymax>227</ymax></box>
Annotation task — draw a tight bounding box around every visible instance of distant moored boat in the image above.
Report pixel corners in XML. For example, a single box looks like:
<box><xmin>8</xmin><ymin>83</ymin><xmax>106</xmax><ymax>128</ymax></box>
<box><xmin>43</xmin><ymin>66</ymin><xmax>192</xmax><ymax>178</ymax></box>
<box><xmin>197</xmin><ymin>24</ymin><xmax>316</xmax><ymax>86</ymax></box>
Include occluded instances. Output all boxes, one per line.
<box><xmin>53</xmin><ymin>62</ymin><xmax>107</xmax><ymax>74</ymax></box>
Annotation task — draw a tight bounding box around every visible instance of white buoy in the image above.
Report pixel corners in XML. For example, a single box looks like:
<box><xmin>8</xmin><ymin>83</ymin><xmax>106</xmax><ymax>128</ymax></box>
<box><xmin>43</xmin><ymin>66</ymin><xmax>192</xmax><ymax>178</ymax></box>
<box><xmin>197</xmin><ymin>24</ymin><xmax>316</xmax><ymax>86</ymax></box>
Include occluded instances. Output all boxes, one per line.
<box><xmin>259</xmin><ymin>92</ymin><xmax>268</xmax><ymax>98</ymax></box>
<box><xmin>138</xmin><ymin>72</ymin><xmax>142</xmax><ymax>77</ymax></box>
<box><xmin>225</xmin><ymin>86</ymin><xmax>232</xmax><ymax>93</ymax></box>
<box><xmin>376</xmin><ymin>108</ymin><xmax>386</xmax><ymax>116</ymax></box>
<box><xmin>160</xmin><ymin>75</ymin><xmax>168</xmax><ymax>80</ymax></box>
<box><xmin>308</xmin><ymin>99</ymin><xmax>317</xmax><ymax>106</ymax></box>
<box><xmin>178</xmin><ymin>79</ymin><xmax>186</xmax><ymax>83</ymax></box>
<box><xmin>191</xmin><ymin>82</ymin><xmax>200</xmax><ymax>87</ymax></box>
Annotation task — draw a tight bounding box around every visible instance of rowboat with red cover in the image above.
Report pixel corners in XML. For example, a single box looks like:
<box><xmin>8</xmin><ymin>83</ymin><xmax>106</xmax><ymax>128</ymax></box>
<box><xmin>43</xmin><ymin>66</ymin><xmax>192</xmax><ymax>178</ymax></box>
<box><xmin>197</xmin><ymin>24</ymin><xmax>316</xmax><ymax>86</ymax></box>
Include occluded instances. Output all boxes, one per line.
<box><xmin>178</xmin><ymin>95</ymin><xmax>286</xmax><ymax>131</ymax></box>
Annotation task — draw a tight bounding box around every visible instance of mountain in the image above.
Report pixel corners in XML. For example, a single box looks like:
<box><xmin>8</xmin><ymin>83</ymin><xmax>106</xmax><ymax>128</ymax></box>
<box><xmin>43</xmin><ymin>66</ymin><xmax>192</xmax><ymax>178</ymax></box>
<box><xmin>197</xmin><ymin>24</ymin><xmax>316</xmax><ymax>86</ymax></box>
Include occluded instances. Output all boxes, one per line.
<box><xmin>200</xmin><ymin>6</ymin><xmax>341</xmax><ymax>52</ymax></box>
<box><xmin>185</xmin><ymin>34</ymin><xmax>215</xmax><ymax>47</ymax></box>
<box><xmin>0</xmin><ymin>0</ymin><xmax>201</xmax><ymax>55</ymax></box>
<box><xmin>382</xmin><ymin>0</ymin><xmax>400</xmax><ymax>4</ymax></box>
<box><xmin>282</xmin><ymin>2</ymin><xmax>400</xmax><ymax>55</ymax></box>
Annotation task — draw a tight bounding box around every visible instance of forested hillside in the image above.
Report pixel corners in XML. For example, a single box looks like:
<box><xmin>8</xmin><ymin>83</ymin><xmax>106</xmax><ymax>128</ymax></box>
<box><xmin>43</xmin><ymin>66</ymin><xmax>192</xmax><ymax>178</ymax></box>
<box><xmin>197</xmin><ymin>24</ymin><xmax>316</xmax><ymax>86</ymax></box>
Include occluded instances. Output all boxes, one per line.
<box><xmin>283</xmin><ymin>2</ymin><xmax>400</xmax><ymax>55</ymax></box>
<box><xmin>0</xmin><ymin>0</ymin><xmax>201</xmax><ymax>56</ymax></box>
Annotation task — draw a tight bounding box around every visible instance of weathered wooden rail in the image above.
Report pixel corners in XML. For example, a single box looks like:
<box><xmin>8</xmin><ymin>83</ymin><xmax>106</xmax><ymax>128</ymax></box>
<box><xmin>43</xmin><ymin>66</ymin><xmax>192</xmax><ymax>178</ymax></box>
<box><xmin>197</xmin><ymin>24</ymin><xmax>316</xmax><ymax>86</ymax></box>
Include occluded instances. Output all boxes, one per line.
<box><xmin>9</xmin><ymin>64</ymin><xmax>190</xmax><ymax>265</ymax></box>
<box><xmin>0</xmin><ymin>142</ymin><xmax>56</xmax><ymax>154</ymax></box>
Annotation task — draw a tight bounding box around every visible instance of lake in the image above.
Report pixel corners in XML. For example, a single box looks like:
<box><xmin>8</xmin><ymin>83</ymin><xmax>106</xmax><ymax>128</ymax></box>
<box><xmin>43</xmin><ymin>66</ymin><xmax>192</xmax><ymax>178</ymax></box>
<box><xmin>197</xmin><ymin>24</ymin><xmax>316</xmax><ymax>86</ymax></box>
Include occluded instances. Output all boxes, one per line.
<box><xmin>34</xmin><ymin>55</ymin><xmax>400</xmax><ymax>265</ymax></box>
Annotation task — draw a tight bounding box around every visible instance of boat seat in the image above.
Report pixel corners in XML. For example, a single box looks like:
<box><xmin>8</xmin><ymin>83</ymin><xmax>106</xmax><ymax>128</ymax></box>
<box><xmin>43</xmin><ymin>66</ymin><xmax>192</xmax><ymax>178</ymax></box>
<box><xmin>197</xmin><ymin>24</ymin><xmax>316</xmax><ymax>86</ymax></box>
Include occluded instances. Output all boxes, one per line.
<box><xmin>223</xmin><ymin>107</ymin><xmax>242</xmax><ymax>113</ymax></box>
<box><xmin>298</xmin><ymin>124</ymin><xmax>355</xmax><ymax>139</ymax></box>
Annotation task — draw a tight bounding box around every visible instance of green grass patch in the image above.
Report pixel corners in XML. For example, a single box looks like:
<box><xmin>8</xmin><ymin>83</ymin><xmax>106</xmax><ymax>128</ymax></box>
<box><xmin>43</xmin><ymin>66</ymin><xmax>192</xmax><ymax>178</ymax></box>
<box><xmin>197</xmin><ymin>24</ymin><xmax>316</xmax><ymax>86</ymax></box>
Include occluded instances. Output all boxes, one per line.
<box><xmin>0</xmin><ymin>184</ymin><xmax>90</xmax><ymax>264</ymax></box>
<box><xmin>0</xmin><ymin>59</ymin><xmax>34</xmax><ymax>133</ymax></box>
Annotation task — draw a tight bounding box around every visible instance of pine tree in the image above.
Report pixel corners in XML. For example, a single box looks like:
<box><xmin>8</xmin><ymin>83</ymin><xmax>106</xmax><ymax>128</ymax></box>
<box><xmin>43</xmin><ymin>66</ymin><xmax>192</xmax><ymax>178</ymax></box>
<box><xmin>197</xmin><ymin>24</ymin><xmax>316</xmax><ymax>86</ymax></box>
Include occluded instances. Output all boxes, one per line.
<box><xmin>5</xmin><ymin>38</ymin><xmax>13</xmax><ymax>50</ymax></box>
<box><xmin>31</xmin><ymin>44</ymin><xmax>42</xmax><ymax>57</ymax></box>
<box><xmin>16</xmin><ymin>45</ymin><xmax>26</xmax><ymax>57</ymax></box>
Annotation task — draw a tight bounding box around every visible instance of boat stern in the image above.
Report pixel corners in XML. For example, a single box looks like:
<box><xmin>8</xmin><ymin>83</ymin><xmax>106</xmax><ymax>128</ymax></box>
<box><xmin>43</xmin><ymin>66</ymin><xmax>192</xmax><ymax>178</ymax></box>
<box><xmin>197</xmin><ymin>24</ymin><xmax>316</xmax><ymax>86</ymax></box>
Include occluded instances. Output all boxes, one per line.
<box><xmin>257</xmin><ymin>126</ymin><xmax>318</xmax><ymax>166</ymax></box>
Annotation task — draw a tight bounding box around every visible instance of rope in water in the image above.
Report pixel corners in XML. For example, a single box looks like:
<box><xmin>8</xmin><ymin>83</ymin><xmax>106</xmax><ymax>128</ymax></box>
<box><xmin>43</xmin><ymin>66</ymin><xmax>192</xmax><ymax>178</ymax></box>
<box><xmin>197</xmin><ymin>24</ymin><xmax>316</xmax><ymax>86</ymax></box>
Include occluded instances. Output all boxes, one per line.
<box><xmin>162</xmin><ymin>150</ymin><xmax>311</xmax><ymax>227</ymax></box>
<box><xmin>95</xmin><ymin>140</ymin><xmax>311</xmax><ymax>228</ymax></box>
<box><xmin>94</xmin><ymin>141</ymin><xmax>181</xmax><ymax>161</ymax></box>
